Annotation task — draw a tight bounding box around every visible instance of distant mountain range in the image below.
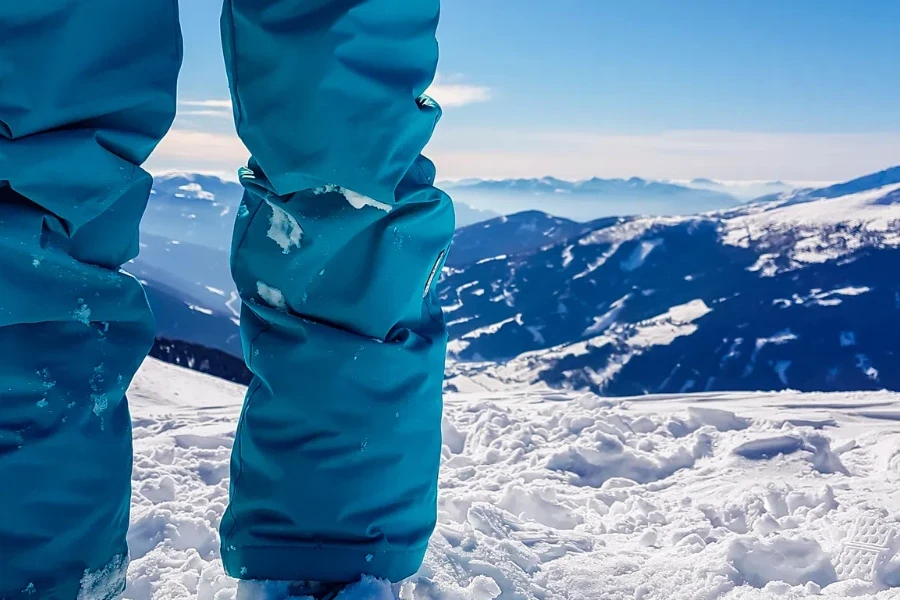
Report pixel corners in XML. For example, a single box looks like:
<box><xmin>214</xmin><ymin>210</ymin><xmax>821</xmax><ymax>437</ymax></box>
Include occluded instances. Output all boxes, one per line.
<box><xmin>440</xmin><ymin>165</ymin><xmax>900</xmax><ymax>395</ymax></box>
<box><xmin>136</xmin><ymin>167</ymin><xmax>900</xmax><ymax>396</ymax></box>
<box><xmin>682</xmin><ymin>178</ymin><xmax>810</xmax><ymax>201</ymax></box>
<box><xmin>442</xmin><ymin>176</ymin><xmax>750</xmax><ymax>220</ymax></box>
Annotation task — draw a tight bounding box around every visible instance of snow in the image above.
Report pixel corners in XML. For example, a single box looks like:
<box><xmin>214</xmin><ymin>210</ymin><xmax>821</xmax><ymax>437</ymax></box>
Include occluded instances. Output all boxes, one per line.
<box><xmin>266</xmin><ymin>202</ymin><xmax>303</xmax><ymax>254</ymax></box>
<box><xmin>561</xmin><ymin>245</ymin><xmax>574</xmax><ymax>268</ymax></box>
<box><xmin>256</xmin><ymin>282</ymin><xmax>287</xmax><ymax>312</ymax></box>
<box><xmin>582</xmin><ymin>294</ymin><xmax>630</xmax><ymax>336</ymax></box>
<box><xmin>313</xmin><ymin>184</ymin><xmax>393</xmax><ymax>213</ymax></box>
<box><xmin>774</xmin><ymin>287</ymin><xmax>871</xmax><ymax>309</ymax></box>
<box><xmin>448</xmin><ymin>318</ymin><xmax>518</xmax><ymax>356</ymax></box>
<box><xmin>226</xmin><ymin>292</ymin><xmax>241</xmax><ymax>318</ymax></box>
<box><xmin>343</xmin><ymin>189</ymin><xmax>393</xmax><ymax>213</ymax></box>
<box><xmin>73</xmin><ymin>298</ymin><xmax>92</xmax><ymax>325</ymax></box>
<box><xmin>188</xmin><ymin>304</ymin><xmax>214</xmax><ymax>316</ymax></box>
<box><xmin>459</xmin><ymin>299</ymin><xmax>713</xmax><ymax>392</ymax></box>
<box><xmin>723</xmin><ymin>183</ymin><xmax>900</xmax><ymax>275</ymax></box>
<box><xmin>620</xmin><ymin>239</ymin><xmax>663</xmax><ymax>272</ymax></box>
<box><xmin>125</xmin><ymin>359</ymin><xmax>900</xmax><ymax>599</ymax></box>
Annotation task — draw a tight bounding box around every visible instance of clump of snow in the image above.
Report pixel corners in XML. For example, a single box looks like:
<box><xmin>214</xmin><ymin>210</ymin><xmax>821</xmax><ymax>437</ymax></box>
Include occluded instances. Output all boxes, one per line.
<box><xmin>728</xmin><ymin>536</ymin><xmax>837</xmax><ymax>588</ymax></box>
<box><xmin>73</xmin><ymin>298</ymin><xmax>92</xmax><ymax>325</ymax></box>
<box><xmin>256</xmin><ymin>282</ymin><xmax>287</xmax><ymax>312</ymax></box>
<box><xmin>343</xmin><ymin>189</ymin><xmax>393</xmax><ymax>213</ymax></box>
<box><xmin>313</xmin><ymin>184</ymin><xmax>393</xmax><ymax>213</ymax></box>
<box><xmin>266</xmin><ymin>202</ymin><xmax>303</xmax><ymax>254</ymax></box>
<box><xmin>78</xmin><ymin>553</ymin><xmax>127</xmax><ymax>600</ymax></box>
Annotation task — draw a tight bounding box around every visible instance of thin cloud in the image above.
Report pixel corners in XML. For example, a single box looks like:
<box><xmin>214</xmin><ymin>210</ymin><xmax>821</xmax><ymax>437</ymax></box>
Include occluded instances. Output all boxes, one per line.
<box><xmin>428</xmin><ymin>128</ymin><xmax>900</xmax><ymax>182</ymax></box>
<box><xmin>147</xmin><ymin>124</ymin><xmax>900</xmax><ymax>184</ymax></box>
<box><xmin>175</xmin><ymin>78</ymin><xmax>493</xmax><ymax>117</ymax></box>
<box><xmin>180</xmin><ymin>99</ymin><xmax>233</xmax><ymax>109</ymax></box>
<box><xmin>425</xmin><ymin>75</ymin><xmax>492</xmax><ymax>108</ymax></box>
<box><xmin>146</xmin><ymin>129</ymin><xmax>248</xmax><ymax>175</ymax></box>
<box><xmin>179</xmin><ymin>109</ymin><xmax>234</xmax><ymax>119</ymax></box>
<box><xmin>178</xmin><ymin>100</ymin><xmax>233</xmax><ymax>119</ymax></box>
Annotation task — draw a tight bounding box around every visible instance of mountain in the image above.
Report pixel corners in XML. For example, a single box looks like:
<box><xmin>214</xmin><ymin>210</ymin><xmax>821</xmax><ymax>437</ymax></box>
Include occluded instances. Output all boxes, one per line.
<box><xmin>143</xmin><ymin>173</ymin><xmax>244</xmax><ymax>251</ymax></box>
<box><xmin>127</xmin><ymin>232</ymin><xmax>240</xmax><ymax>356</ymax></box>
<box><xmin>443</xmin><ymin>176</ymin><xmax>741</xmax><ymax>220</ymax></box>
<box><xmin>684</xmin><ymin>178</ymin><xmax>804</xmax><ymax>201</ymax></box>
<box><xmin>447</xmin><ymin>211</ymin><xmax>615</xmax><ymax>268</ymax></box>
<box><xmin>453</xmin><ymin>201</ymin><xmax>500</xmax><ymax>227</ymax></box>
<box><xmin>440</xmin><ymin>166</ymin><xmax>900</xmax><ymax>396</ymax></box>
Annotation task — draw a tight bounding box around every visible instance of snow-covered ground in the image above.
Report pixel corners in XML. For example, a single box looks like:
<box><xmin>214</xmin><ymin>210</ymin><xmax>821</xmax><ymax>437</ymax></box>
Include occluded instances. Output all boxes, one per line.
<box><xmin>126</xmin><ymin>359</ymin><xmax>900</xmax><ymax>599</ymax></box>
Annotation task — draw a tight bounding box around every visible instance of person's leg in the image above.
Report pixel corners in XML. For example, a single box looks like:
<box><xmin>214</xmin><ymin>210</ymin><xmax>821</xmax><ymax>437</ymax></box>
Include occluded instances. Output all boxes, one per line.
<box><xmin>0</xmin><ymin>2</ymin><xmax>180</xmax><ymax>597</ymax></box>
<box><xmin>219</xmin><ymin>0</ymin><xmax>453</xmax><ymax>584</ymax></box>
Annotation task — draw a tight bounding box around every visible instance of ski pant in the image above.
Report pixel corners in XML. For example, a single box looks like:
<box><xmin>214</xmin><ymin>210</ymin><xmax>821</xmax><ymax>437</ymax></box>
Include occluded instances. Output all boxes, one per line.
<box><xmin>0</xmin><ymin>0</ymin><xmax>453</xmax><ymax>597</ymax></box>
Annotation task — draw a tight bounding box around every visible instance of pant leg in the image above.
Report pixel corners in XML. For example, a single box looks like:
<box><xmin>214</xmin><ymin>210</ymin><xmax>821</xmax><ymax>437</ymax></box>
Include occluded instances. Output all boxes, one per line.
<box><xmin>219</xmin><ymin>0</ymin><xmax>453</xmax><ymax>584</ymax></box>
<box><xmin>0</xmin><ymin>2</ymin><xmax>180</xmax><ymax>597</ymax></box>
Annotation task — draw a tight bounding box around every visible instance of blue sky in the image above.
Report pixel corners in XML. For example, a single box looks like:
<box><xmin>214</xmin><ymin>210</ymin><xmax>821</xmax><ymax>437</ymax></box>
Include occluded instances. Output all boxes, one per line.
<box><xmin>148</xmin><ymin>0</ymin><xmax>900</xmax><ymax>182</ymax></box>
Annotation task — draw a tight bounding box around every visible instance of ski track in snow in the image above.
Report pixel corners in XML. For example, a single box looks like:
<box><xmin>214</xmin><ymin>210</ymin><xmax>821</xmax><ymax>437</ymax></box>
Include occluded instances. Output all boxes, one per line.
<box><xmin>125</xmin><ymin>359</ymin><xmax>900</xmax><ymax>599</ymax></box>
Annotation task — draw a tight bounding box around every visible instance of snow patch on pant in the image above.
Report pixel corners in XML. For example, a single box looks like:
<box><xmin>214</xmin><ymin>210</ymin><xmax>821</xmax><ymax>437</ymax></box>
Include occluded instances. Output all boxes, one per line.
<box><xmin>266</xmin><ymin>202</ymin><xmax>303</xmax><ymax>254</ymax></box>
<box><xmin>256</xmin><ymin>282</ymin><xmax>288</xmax><ymax>312</ymax></box>
<box><xmin>313</xmin><ymin>184</ymin><xmax>393</xmax><ymax>213</ymax></box>
<box><xmin>77</xmin><ymin>553</ymin><xmax>127</xmax><ymax>600</ymax></box>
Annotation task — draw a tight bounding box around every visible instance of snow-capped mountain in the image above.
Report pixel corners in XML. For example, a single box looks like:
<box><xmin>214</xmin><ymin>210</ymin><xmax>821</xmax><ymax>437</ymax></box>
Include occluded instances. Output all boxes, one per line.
<box><xmin>443</xmin><ymin>176</ymin><xmax>741</xmax><ymax>220</ymax></box>
<box><xmin>441</xmin><ymin>166</ymin><xmax>900</xmax><ymax>396</ymax></box>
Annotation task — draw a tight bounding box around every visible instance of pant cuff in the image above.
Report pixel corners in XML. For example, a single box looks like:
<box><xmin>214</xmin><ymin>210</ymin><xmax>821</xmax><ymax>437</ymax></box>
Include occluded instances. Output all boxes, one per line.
<box><xmin>222</xmin><ymin>543</ymin><xmax>427</xmax><ymax>584</ymax></box>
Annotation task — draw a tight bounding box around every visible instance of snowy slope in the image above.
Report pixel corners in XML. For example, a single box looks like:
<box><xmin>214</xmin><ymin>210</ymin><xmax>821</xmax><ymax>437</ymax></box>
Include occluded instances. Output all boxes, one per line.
<box><xmin>126</xmin><ymin>358</ymin><xmax>900</xmax><ymax>599</ymax></box>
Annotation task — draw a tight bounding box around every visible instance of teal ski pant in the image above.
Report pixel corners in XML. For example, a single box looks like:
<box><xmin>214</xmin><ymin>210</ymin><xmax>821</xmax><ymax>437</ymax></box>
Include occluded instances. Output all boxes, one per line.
<box><xmin>0</xmin><ymin>0</ymin><xmax>453</xmax><ymax>597</ymax></box>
